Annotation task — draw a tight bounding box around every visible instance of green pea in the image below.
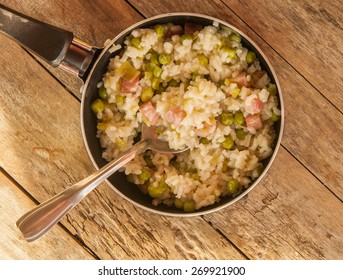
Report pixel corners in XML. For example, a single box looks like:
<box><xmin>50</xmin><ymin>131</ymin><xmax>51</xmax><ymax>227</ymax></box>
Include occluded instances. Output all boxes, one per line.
<box><xmin>154</xmin><ymin>24</ymin><xmax>165</xmax><ymax>39</ymax></box>
<box><xmin>235</xmin><ymin>128</ymin><xmax>246</xmax><ymax>140</ymax></box>
<box><xmin>98</xmin><ymin>86</ymin><xmax>108</xmax><ymax>100</ymax></box>
<box><xmin>138</xmin><ymin>168</ymin><xmax>151</xmax><ymax>183</ymax></box>
<box><xmin>130</xmin><ymin>37</ymin><xmax>142</xmax><ymax>49</ymax></box>
<box><xmin>174</xmin><ymin>198</ymin><xmax>183</xmax><ymax>209</ymax></box>
<box><xmin>183</xmin><ymin>200</ymin><xmax>196</xmax><ymax>212</ymax></box>
<box><xmin>246</xmin><ymin>51</ymin><xmax>256</xmax><ymax>64</ymax></box>
<box><xmin>180</xmin><ymin>33</ymin><xmax>193</xmax><ymax>43</ymax></box>
<box><xmin>220</xmin><ymin>112</ymin><xmax>234</xmax><ymax>125</ymax></box>
<box><xmin>221</xmin><ymin>137</ymin><xmax>234</xmax><ymax>150</ymax></box>
<box><xmin>226</xmin><ymin>178</ymin><xmax>240</xmax><ymax>194</ymax></box>
<box><xmin>158</xmin><ymin>178</ymin><xmax>169</xmax><ymax>189</ymax></box>
<box><xmin>145</xmin><ymin>63</ymin><xmax>155</xmax><ymax>72</ymax></box>
<box><xmin>197</xmin><ymin>54</ymin><xmax>209</xmax><ymax>66</ymax></box>
<box><xmin>229</xmin><ymin>33</ymin><xmax>241</xmax><ymax>43</ymax></box>
<box><xmin>271</xmin><ymin>113</ymin><xmax>280</xmax><ymax>122</ymax></box>
<box><xmin>151</xmin><ymin>77</ymin><xmax>161</xmax><ymax>90</ymax></box>
<box><xmin>150</xmin><ymin>52</ymin><xmax>160</xmax><ymax>66</ymax></box>
<box><xmin>147</xmin><ymin>179</ymin><xmax>168</xmax><ymax>198</ymax></box>
<box><xmin>222</xmin><ymin>47</ymin><xmax>236</xmax><ymax>59</ymax></box>
<box><xmin>199</xmin><ymin>137</ymin><xmax>210</xmax><ymax>144</ymax></box>
<box><xmin>267</xmin><ymin>83</ymin><xmax>277</xmax><ymax>95</ymax></box>
<box><xmin>140</xmin><ymin>87</ymin><xmax>154</xmax><ymax>102</ymax></box>
<box><xmin>234</xmin><ymin>112</ymin><xmax>245</xmax><ymax>126</ymax></box>
<box><xmin>91</xmin><ymin>99</ymin><xmax>105</xmax><ymax>113</ymax></box>
<box><xmin>147</xmin><ymin>184</ymin><xmax>163</xmax><ymax>198</ymax></box>
<box><xmin>153</xmin><ymin>66</ymin><xmax>163</xmax><ymax>78</ymax></box>
<box><xmin>158</xmin><ymin>53</ymin><xmax>171</xmax><ymax>65</ymax></box>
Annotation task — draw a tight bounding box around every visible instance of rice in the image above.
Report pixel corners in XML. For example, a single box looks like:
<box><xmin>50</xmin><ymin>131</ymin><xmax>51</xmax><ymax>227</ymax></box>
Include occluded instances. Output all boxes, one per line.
<box><xmin>91</xmin><ymin>21</ymin><xmax>281</xmax><ymax>212</ymax></box>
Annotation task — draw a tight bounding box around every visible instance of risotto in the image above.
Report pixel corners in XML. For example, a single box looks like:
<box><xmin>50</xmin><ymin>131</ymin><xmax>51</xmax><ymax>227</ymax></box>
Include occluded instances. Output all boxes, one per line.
<box><xmin>91</xmin><ymin>21</ymin><xmax>281</xmax><ymax>212</ymax></box>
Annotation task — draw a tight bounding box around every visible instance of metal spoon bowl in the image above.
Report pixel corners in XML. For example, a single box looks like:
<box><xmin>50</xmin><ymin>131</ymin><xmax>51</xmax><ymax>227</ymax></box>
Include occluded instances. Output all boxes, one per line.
<box><xmin>16</xmin><ymin>124</ymin><xmax>188</xmax><ymax>242</ymax></box>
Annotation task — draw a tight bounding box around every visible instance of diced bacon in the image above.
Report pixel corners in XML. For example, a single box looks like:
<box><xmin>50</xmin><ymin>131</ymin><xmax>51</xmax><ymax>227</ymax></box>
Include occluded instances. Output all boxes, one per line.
<box><xmin>165</xmin><ymin>107</ymin><xmax>186</xmax><ymax>127</ymax></box>
<box><xmin>245</xmin><ymin>114</ymin><xmax>263</xmax><ymax>130</ymax></box>
<box><xmin>121</xmin><ymin>75</ymin><xmax>140</xmax><ymax>93</ymax></box>
<box><xmin>231</xmin><ymin>71</ymin><xmax>250</xmax><ymax>87</ymax></box>
<box><xmin>245</xmin><ymin>94</ymin><xmax>264</xmax><ymax>114</ymax></box>
<box><xmin>167</xmin><ymin>25</ymin><xmax>183</xmax><ymax>37</ymax></box>
<box><xmin>184</xmin><ymin>22</ymin><xmax>202</xmax><ymax>34</ymax></box>
<box><xmin>139</xmin><ymin>101</ymin><xmax>160</xmax><ymax>125</ymax></box>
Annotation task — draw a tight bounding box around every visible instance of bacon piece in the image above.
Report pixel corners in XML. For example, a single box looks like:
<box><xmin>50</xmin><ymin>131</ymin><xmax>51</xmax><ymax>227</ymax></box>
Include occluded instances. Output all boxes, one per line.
<box><xmin>184</xmin><ymin>22</ymin><xmax>203</xmax><ymax>34</ymax></box>
<box><xmin>121</xmin><ymin>75</ymin><xmax>140</xmax><ymax>93</ymax></box>
<box><xmin>139</xmin><ymin>101</ymin><xmax>160</xmax><ymax>125</ymax></box>
<box><xmin>245</xmin><ymin>95</ymin><xmax>264</xmax><ymax>114</ymax></box>
<box><xmin>245</xmin><ymin>114</ymin><xmax>263</xmax><ymax>130</ymax></box>
<box><xmin>165</xmin><ymin>107</ymin><xmax>186</xmax><ymax>127</ymax></box>
<box><xmin>231</xmin><ymin>71</ymin><xmax>250</xmax><ymax>87</ymax></box>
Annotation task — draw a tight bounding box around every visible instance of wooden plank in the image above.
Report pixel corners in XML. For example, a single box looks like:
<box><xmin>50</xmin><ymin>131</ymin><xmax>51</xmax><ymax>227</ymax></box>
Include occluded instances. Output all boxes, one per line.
<box><xmin>0</xmin><ymin>169</ymin><xmax>95</xmax><ymax>259</ymax></box>
<box><xmin>222</xmin><ymin>0</ymin><xmax>343</xmax><ymax>112</ymax></box>
<box><xmin>205</xmin><ymin>148</ymin><xmax>343</xmax><ymax>259</ymax></box>
<box><xmin>127</xmin><ymin>0</ymin><xmax>343</xmax><ymax>203</ymax></box>
<box><xmin>1</xmin><ymin>0</ymin><xmax>342</xmax><ymax>260</ymax></box>
<box><xmin>3</xmin><ymin>0</ymin><xmax>342</xmax><ymax>198</ymax></box>
<box><xmin>0</xmin><ymin>37</ymin><xmax>245</xmax><ymax>260</ymax></box>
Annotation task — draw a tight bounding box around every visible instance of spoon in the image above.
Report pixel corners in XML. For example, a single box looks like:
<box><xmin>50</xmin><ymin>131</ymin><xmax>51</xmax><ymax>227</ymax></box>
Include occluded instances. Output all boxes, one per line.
<box><xmin>16</xmin><ymin>124</ymin><xmax>188</xmax><ymax>242</ymax></box>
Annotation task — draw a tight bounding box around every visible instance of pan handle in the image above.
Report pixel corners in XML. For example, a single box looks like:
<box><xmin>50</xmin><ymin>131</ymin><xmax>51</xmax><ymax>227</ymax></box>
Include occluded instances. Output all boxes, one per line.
<box><xmin>0</xmin><ymin>4</ymin><xmax>97</xmax><ymax>77</ymax></box>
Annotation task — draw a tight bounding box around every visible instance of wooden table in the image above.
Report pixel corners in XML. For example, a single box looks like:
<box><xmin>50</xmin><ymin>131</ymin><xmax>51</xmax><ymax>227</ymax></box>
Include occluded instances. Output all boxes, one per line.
<box><xmin>0</xmin><ymin>0</ymin><xmax>342</xmax><ymax>260</ymax></box>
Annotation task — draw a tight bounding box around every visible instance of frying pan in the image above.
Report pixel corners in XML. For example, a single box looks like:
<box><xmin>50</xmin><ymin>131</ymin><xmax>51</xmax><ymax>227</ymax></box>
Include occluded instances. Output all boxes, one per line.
<box><xmin>0</xmin><ymin>5</ymin><xmax>284</xmax><ymax>217</ymax></box>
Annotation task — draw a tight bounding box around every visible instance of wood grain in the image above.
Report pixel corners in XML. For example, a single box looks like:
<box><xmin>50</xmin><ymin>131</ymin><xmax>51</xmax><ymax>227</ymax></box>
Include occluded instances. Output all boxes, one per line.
<box><xmin>3</xmin><ymin>0</ymin><xmax>342</xmax><ymax>198</ymax></box>
<box><xmin>0</xmin><ymin>36</ymin><xmax>245</xmax><ymax>260</ymax></box>
<box><xmin>222</xmin><ymin>0</ymin><xmax>343</xmax><ymax>112</ymax></box>
<box><xmin>0</xmin><ymin>0</ymin><xmax>342</xmax><ymax>260</ymax></box>
<box><xmin>127</xmin><ymin>0</ymin><xmax>343</xmax><ymax>259</ymax></box>
<box><xmin>0</xmin><ymin>0</ymin><xmax>143</xmax><ymax>97</ymax></box>
<box><xmin>0</xmin><ymin>169</ymin><xmax>95</xmax><ymax>260</ymax></box>
<box><xmin>128</xmin><ymin>0</ymin><xmax>343</xmax><ymax>205</ymax></box>
<box><xmin>206</xmin><ymin>148</ymin><xmax>343</xmax><ymax>259</ymax></box>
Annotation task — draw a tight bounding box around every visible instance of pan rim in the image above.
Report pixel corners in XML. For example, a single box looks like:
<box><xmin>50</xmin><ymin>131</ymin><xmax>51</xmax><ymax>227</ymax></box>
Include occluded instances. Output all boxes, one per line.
<box><xmin>80</xmin><ymin>12</ymin><xmax>284</xmax><ymax>217</ymax></box>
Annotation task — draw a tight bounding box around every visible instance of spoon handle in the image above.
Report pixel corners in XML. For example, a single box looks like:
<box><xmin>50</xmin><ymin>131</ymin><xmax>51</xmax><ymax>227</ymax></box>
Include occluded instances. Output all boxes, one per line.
<box><xmin>16</xmin><ymin>140</ymin><xmax>149</xmax><ymax>242</ymax></box>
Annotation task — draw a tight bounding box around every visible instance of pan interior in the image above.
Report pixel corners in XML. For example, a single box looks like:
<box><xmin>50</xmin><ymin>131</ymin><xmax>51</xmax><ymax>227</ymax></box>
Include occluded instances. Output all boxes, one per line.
<box><xmin>81</xmin><ymin>14</ymin><xmax>283</xmax><ymax>215</ymax></box>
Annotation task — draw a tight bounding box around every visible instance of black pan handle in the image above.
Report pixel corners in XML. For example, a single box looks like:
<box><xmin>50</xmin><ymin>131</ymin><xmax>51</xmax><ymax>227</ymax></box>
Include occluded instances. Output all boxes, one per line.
<box><xmin>0</xmin><ymin>4</ymin><xmax>97</xmax><ymax>77</ymax></box>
